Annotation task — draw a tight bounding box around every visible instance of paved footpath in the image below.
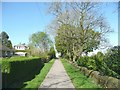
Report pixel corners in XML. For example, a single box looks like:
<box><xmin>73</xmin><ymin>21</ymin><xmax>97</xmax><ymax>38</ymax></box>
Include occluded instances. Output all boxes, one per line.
<box><xmin>39</xmin><ymin>59</ymin><xmax>75</xmax><ymax>88</ymax></box>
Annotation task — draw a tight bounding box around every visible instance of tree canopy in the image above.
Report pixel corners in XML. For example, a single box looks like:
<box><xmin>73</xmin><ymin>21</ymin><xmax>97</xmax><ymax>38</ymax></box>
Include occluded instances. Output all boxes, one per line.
<box><xmin>55</xmin><ymin>24</ymin><xmax>101</xmax><ymax>61</ymax></box>
<box><xmin>0</xmin><ymin>31</ymin><xmax>12</xmax><ymax>49</ymax></box>
<box><xmin>29</xmin><ymin>31</ymin><xmax>52</xmax><ymax>53</ymax></box>
<box><xmin>47</xmin><ymin>2</ymin><xmax>111</xmax><ymax>61</ymax></box>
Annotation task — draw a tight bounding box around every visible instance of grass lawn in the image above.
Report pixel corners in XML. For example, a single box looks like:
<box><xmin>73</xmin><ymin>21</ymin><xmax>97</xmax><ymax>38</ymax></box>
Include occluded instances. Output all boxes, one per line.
<box><xmin>21</xmin><ymin>59</ymin><xmax>55</xmax><ymax>90</ymax></box>
<box><xmin>61</xmin><ymin>58</ymin><xmax>102</xmax><ymax>88</ymax></box>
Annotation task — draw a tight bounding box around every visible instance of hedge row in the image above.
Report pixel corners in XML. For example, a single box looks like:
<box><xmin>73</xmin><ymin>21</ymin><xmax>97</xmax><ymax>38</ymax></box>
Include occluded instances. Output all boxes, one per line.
<box><xmin>15</xmin><ymin>50</ymin><xmax>27</xmax><ymax>52</ymax></box>
<box><xmin>2</xmin><ymin>57</ymin><xmax>44</xmax><ymax>88</ymax></box>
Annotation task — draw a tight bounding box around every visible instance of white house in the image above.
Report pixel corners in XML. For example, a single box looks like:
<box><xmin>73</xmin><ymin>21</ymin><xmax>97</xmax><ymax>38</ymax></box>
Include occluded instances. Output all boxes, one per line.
<box><xmin>14</xmin><ymin>43</ymin><xmax>29</xmax><ymax>56</ymax></box>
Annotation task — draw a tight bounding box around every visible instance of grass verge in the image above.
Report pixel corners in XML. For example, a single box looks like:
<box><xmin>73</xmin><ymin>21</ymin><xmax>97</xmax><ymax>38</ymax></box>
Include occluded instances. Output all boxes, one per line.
<box><xmin>61</xmin><ymin>58</ymin><xmax>102</xmax><ymax>88</ymax></box>
<box><xmin>21</xmin><ymin>59</ymin><xmax>55</xmax><ymax>90</ymax></box>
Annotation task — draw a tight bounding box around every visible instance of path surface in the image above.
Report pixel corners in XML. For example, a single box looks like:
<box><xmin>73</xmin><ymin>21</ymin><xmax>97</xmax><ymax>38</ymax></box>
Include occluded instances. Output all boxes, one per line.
<box><xmin>39</xmin><ymin>59</ymin><xmax>75</xmax><ymax>88</ymax></box>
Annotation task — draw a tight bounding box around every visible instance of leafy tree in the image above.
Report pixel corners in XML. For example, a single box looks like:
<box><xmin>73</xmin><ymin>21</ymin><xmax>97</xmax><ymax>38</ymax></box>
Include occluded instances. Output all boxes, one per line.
<box><xmin>55</xmin><ymin>24</ymin><xmax>101</xmax><ymax>62</ymax></box>
<box><xmin>104</xmin><ymin>46</ymin><xmax>120</xmax><ymax>75</ymax></box>
<box><xmin>29</xmin><ymin>31</ymin><xmax>52</xmax><ymax>53</ymax></box>
<box><xmin>0</xmin><ymin>31</ymin><xmax>12</xmax><ymax>49</ymax></box>
<box><xmin>48</xmin><ymin>2</ymin><xmax>111</xmax><ymax>61</ymax></box>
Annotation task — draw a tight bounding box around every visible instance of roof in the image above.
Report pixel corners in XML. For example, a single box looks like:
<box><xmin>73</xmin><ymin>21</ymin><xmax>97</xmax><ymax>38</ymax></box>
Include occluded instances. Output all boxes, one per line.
<box><xmin>14</xmin><ymin>43</ymin><xmax>27</xmax><ymax>47</ymax></box>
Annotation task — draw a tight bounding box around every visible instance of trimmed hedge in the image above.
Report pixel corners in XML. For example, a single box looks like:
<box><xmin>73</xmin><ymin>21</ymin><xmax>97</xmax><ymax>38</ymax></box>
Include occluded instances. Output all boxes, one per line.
<box><xmin>15</xmin><ymin>50</ymin><xmax>27</xmax><ymax>52</ymax></box>
<box><xmin>22</xmin><ymin>59</ymin><xmax>55</xmax><ymax>89</ymax></box>
<box><xmin>2</xmin><ymin>57</ymin><xmax>44</xmax><ymax>88</ymax></box>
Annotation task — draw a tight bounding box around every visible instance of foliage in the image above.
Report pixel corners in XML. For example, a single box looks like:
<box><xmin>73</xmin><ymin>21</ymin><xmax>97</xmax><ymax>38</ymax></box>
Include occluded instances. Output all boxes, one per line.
<box><xmin>48</xmin><ymin>46</ymin><xmax>56</xmax><ymax>59</ymax></box>
<box><xmin>55</xmin><ymin>24</ymin><xmax>101</xmax><ymax>62</ymax></box>
<box><xmin>47</xmin><ymin>2</ymin><xmax>112</xmax><ymax>63</ymax></box>
<box><xmin>77</xmin><ymin>49</ymin><xmax>120</xmax><ymax>79</ymax></box>
<box><xmin>22</xmin><ymin>59</ymin><xmax>55</xmax><ymax>89</ymax></box>
<box><xmin>104</xmin><ymin>46</ymin><xmax>120</xmax><ymax>75</ymax></box>
<box><xmin>2</xmin><ymin>57</ymin><xmax>44</xmax><ymax>88</ymax></box>
<box><xmin>15</xmin><ymin>50</ymin><xmax>27</xmax><ymax>52</ymax></box>
<box><xmin>61</xmin><ymin>59</ymin><xmax>101</xmax><ymax>88</ymax></box>
<box><xmin>29</xmin><ymin>31</ymin><xmax>52</xmax><ymax>53</ymax></box>
<box><xmin>39</xmin><ymin>52</ymin><xmax>50</xmax><ymax>63</ymax></box>
<box><xmin>27</xmin><ymin>47</ymin><xmax>55</xmax><ymax>63</ymax></box>
<box><xmin>0</xmin><ymin>31</ymin><xmax>12</xmax><ymax>49</ymax></box>
<box><xmin>27</xmin><ymin>46</ymin><xmax>40</xmax><ymax>57</ymax></box>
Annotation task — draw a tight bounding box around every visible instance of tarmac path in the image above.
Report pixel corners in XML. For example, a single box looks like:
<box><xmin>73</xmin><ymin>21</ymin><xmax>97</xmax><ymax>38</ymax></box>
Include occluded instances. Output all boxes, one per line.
<box><xmin>39</xmin><ymin>59</ymin><xmax>75</xmax><ymax>88</ymax></box>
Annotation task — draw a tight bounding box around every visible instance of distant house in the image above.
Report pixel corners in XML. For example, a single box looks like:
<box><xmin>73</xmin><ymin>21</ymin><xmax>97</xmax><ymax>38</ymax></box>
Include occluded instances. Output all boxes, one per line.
<box><xmin>0</xmin><ymin>44</ymin><xmax>14</xmax><ymax>57</ymax></box>
<box><xmin>14</xmin><ymin>43</ymin><xmax>29</xmax><ymax>56</ymax></box>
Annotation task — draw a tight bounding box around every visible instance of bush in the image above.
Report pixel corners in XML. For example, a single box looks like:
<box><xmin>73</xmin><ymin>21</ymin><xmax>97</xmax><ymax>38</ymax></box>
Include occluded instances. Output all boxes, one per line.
<box><xmin>39</xmin><ymin>53</ymin><xmax>50</xmax><ymax>63</ymax></box>
<box><xmin>77</xmin><ymin>56</ymin><xmax>96</xmax><ymax>70</ymax></box>
<box><xmin>48</xmin><ymin>47</ymin><xmax>56</xmax><ymax>59</ymax></box>
<box><xmin>77</xmin><ymin>56</ymin><xmax>88</xmax><ymax>67</ymax></box>
<box><xmin>104</xmin><ymin>46</ymin><xmax>120</xmax><ymax>75</ymax></box>
<box><xmin>2</xmin><ymin>57</ymin><xmax>44</xmax><ymax>88</ymax></box>
<box><xmin>15</xmin><ymin>50</ymin><xmax>27</xmax><ymax>52</ymax></box>
<box><xmin>87</xmin><ymin>57</ymin><xmax>96</xmax><ymax>70</ymax></box>
<box><xmin>77</xmin><ymin>50</ymin><xmax>120</xmax><ymax>79</ymax></box>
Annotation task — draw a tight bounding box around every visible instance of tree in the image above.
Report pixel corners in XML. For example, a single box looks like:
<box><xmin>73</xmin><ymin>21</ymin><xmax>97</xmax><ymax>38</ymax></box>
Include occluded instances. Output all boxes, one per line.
<box><xmin>55</xmin><ymin>24</ymin><xmax>101</xmax><ymax>61</ymax></box>
<box><xmin>48</xmin><ymin>2</ymin><xmax>111</xmax><ymax>61</ymax></box>
<box><xmin>48</xmin><ymin>46</ymin><xmax>56</xmax><ymax>59</ymax></box>
<box><xmin>0</xmin><ymin>31</ymin><xmax>12</xmax><ymax>49</ymax></box>
<box><xmin>104</xmin><ymin>46</ymin><xmax>120</xmax><ymax>75</ymax></box>
<box><xmin>29</xmin><ymin>31</ymin><xmax>52</xmax><ymax>53</ymax></box>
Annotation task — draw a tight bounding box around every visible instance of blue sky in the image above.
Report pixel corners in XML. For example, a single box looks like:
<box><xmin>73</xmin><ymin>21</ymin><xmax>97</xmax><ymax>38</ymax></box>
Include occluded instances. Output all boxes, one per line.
<box><xmin>2</xmin><ymin>2</ymin><xmax>54</xmax><ymax>45</ymax></box>
<box><xmin>2</xmin><ymin>2</ymin><xmax>118</xmax><ymax>47</ymax></box>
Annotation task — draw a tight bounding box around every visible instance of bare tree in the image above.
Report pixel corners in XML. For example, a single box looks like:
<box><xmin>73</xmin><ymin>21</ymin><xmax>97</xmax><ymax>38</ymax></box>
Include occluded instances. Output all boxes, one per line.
<box><xmin>47</xmin><ymin>2</ymin><xmax>112</xmax><ymax>61</ymax></box>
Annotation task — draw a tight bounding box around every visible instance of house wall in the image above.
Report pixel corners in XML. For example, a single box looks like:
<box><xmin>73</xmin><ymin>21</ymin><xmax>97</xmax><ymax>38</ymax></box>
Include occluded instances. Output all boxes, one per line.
<box><xmin>15</xmin><ymin>52</ymin><xmax>26</xmax><ymax>56</ymax></box>
<box><xmin>14</xmin><ymin>46</ymin><xmax>26</xmax><ymax>50</ymax></box>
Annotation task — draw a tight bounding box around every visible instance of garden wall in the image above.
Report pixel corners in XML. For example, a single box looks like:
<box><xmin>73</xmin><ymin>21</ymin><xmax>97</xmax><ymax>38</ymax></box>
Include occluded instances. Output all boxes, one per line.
<box><xmin>69</xmin><ymin>61</ymin><xmax>120</xmax><ymax>88</ymax></box>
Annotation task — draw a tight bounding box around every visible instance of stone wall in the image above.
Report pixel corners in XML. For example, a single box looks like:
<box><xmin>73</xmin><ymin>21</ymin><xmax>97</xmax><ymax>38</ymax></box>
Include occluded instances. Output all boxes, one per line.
<box><xmin>69</xmin><ymin>61</ymin><xmax>120</xmax><ymax>88</ymax></box>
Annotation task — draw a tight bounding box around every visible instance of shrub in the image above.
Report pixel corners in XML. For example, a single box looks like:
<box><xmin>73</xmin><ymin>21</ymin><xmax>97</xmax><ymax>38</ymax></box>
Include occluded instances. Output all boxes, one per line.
<box><xmin>77</xmin><ymin>56</ymin><xmax>96</xmax><ymax>70</ymax></box>
<box><xmin>15</xmin><ymin>50</ymin><xmax>27</xmax><ymax>52</ymax></box>
<box><xmin>77</xmin><ymin>50</ymin><xmax>120</xmax><ymax>79</ymax></box>
<box><xmin>2</xmin><ymin>57</ymin><xmax>44</xmax><ymax>88</ymax></box>
<box><xmin>48</xmin><ymin>47</ymin><xmax>56</xmax><ymax>59</ymax></box>
<box><xmin>104</xmin><ymin>46</ymin><xmax>120</xmax><ymax>75</ymax></box>
<box><xmin>39</xmin><ymin>53</ymin><xmax>50</xmax><ymax>63</ymax></box>
<box><xmin>77</xmin><ymin>56</ymin><xmax>88</xmax><ymax>67</ymax></box>
<box><xmin>87</xmin><ymin>58</ymin><xmax>96</xmax><ymax>70</ymax></box>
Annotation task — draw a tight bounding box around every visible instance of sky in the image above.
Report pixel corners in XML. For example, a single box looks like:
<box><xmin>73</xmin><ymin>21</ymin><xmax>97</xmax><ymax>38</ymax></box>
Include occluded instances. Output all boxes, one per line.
<box><xmin>2</xmin><ymin>2</ymin><xmax>54</xmax><ymax>45</ymax></box>
<box><xmin>2</xmin><ymin>2</ymin><xmax>118</xmax><ymax>48</ymax></box>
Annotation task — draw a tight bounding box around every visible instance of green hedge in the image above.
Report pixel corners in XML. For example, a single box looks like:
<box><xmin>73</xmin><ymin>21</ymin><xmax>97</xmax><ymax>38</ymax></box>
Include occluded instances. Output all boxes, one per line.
<box><xmin>22</xmin><ymin>59</ymin><xmax>55</xmax><ymax>89</ymax></box>
<box><xmin>2</xmin><ymin>57</ymin><xmax>44</xmax><ymax>88</ymax></box>
<box><xmin>15</xmin><ymin>50</ymin><xmax>27</xmax><ymax>52</ymax></box>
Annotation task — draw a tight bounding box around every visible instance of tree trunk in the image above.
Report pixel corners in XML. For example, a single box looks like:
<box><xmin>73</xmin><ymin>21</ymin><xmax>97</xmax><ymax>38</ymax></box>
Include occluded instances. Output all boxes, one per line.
<box><xmin>73</xmin><ymin>55</ymin><xmax>76</xmax><ymax>62</ymax></box>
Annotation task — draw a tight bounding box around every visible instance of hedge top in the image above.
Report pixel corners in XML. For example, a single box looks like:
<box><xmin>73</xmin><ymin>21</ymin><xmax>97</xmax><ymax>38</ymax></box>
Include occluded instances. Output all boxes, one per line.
<box><xmin>1</xmin><ymin>56</ymin><xmax>40</xmax><ymax>62</ymax></box>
